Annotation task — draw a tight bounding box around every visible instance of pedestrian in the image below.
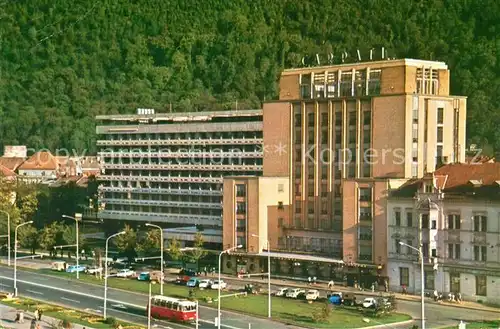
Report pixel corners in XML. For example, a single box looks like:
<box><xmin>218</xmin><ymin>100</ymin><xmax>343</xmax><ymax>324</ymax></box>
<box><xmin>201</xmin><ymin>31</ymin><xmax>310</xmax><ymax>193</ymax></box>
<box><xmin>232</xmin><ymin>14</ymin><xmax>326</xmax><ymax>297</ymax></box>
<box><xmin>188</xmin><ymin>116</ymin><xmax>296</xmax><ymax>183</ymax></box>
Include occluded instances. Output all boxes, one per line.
<box><xmin>30</xmin><ymin>318</ymin><xmax>36</xmax><ymax>329</ymax></box>
<box><xmin>34</xmin><ymin>309</ymin><xmax>39</xmax><ymax>321</ymax></box>
<box><xmin>204</xmin><ymin>267</ymin><xmax>208</xmax><ymax>276</ymax></box>
<box><xmin>38</xmin><ymin>309</ymin><xmax>43</xmax><ymax>321</ymax></box>
<box><xmin>328</xmin><ymin>280</ymin><xmax>334</xmax><ymax>289</ymax></box>
<box><xmin>308</xmin><ymin>277</ymin><xmax>311</xmax><ymax>285</ymax></box>
<box><xmin>261</xmin><ymin>269</ymin><xmax>265</xmax><ymax>280</ymax></box>
<box><xmin>19</xmin><ymin>310</ymin><xmax>24</xmax><ymax>323</ymax></box>
<box><xmin>371</xmin><ymin>282</ymin><xmax>375</xmax><ymax>293</ymax></box>
<box><xmin>313</xmin><ymin>276</ymin><xmax>317</xmax><ymax>285</ymax></box>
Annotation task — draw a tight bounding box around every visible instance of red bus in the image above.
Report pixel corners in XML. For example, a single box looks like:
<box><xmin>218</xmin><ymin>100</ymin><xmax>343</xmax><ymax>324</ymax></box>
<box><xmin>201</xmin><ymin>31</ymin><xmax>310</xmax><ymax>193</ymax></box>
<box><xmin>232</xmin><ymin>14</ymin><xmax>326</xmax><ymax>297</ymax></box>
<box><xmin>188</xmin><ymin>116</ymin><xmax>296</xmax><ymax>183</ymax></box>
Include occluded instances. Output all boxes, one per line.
<box><xmin>148</xmin><ymin>295</ymin><xmax>197</xmax><ymax>322</ymax></box>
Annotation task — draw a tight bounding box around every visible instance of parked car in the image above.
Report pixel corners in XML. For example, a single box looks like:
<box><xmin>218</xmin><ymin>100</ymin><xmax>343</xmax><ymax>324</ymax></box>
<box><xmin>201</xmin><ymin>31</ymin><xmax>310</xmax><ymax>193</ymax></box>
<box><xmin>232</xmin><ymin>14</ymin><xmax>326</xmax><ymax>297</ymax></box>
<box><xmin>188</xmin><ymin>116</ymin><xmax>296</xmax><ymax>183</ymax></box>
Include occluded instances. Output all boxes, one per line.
<box><xmin>137</xmin><ymin>272</ymin><xmax>151</xmax><ymax>281</ymax></box>
<box><xmin>51</xmin><ymin>261</ymin><xmax>67</xmax><ymax>272</ymax></box>
<box><xmin>198</xmin><ymin>279</ymin><xmax>213</xmax><ymax>289</ymax></box>
<box><xmin>211</xmin><ymin>280</ymin><xmax>227</xmax><ymax>290</ymax></box>
<box><xmin>342</xmin><ymin>293</ymin><xmax>357</xmax><ymax>306</ymax></box>
<box><xmin>116</xmin><ymin>269</ymin><xmax>136</xmax><ymax>278</ymax></box>
<box><xmin>274</xmin><ymin>287</ymin><xmax>289</xmax><ymax>297</ymax></box>
<box><xmin>327</xmin><ymin>292</ymin><xmax>343</xmax><ymax>305</ymax></box>
<box><xmin>305</xmin><ymin>289</ymin><xmax>320</xmax><ymax>301</ymax></box>
<box><xmin>149</xmin><ymin>271</ymin><xmax>164</xmax><ymax>283</ymax></box>
<box><xmin>187</xmin><ymin>277</ymin><xmax>201</xmax><ymax>287</ymax></box>
<box><xmin>66</xmin><ymin>265</ymin><xmax>86</xmax><ymax>273</ymax></box>
<box><xmin>85</xmin><ymin>266</ymin><xmax>103</xmax><ymax>275</ymax></box>
<box><xmin>286</xmin><ymin>288</ymin><xmax>305</xmax><ymax>299</ymax></box>
<box><xmin>362</xmin><ymin>297</ymin><xmax>377</xmax><ymax>308</ymax></box>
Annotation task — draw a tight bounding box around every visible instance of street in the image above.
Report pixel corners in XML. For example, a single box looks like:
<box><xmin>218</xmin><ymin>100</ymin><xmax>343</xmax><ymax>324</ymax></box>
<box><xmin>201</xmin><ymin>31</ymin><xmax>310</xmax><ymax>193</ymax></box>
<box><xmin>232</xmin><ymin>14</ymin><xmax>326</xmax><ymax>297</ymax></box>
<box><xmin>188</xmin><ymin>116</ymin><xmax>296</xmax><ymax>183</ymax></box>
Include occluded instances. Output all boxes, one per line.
<box><xmin>0</xmin><ymin>266</ymin><xmax>497</xmax><ymax>329</ymax></box>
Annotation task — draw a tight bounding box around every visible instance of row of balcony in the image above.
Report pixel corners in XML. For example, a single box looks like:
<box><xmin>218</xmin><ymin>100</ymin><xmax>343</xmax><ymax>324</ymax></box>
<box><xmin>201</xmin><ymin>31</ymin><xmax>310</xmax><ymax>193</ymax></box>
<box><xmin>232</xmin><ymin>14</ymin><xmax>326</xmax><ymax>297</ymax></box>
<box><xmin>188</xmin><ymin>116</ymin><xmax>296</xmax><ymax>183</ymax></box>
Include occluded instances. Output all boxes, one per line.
<box><xmin>388</xmin><ymin>252</ymin><xmax>500</xmax><ymax>267</ymax></box>
<box><xmin>102</xmin><ymin>198</ymin><xmax>222</xmax><ymax>209</ymax></box>
<box><xmin>98</xmin><ymin>175</ymin><xmax>224</xmax><ymax>184</ymax></box>
<box><xmin>96</xmin><ymin>138</ymin><xmax>264</xmax><ymax>146</ymax></box>
<box><xmin>98</xmin><ymin>151</ymin><xmax>263</xmax><ymax>158</ymax></box>
<box><xmin>98</xmin><ymin>210</ymin><xmax>222</xmax><ymax>226</ymax></box>
<box><xmin>98</xmin><ymin>186</ymin><xmax>223</xmax><ymax>196</ymax></box>
<box><xmin>102</xmin><ymin>164</ymin><xmax>263</xmax><ymax>171</ymax></box>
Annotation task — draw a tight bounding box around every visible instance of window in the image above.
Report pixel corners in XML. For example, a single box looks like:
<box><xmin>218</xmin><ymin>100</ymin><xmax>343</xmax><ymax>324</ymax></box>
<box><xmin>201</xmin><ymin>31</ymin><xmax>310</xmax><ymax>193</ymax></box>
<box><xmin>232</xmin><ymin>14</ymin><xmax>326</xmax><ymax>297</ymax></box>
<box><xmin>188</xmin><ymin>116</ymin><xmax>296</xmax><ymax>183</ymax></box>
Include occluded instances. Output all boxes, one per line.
<box><xmin>425</xmin><ymin>271</ymin><xmax>435</xmax><ymax>290</ymax></box>
<box><xmin>321</xmin><ymin>183</ymin><xmax>328</xmax><ymax>197</ymax></box>
<box><xmin>395</xmin><ymin>210</ymin><xmax>401</xmax><ymax>226</ymax></box>
<box><xmin>236</xmin><ymin>202</ymin><xmax>246</xmax><ymax>214</ymax></box>
<box><xmin>359</xmin><ymin>226</ymin><xmax>372</xmax><ymax>240</ymax></box>
<box><xmin>395</xmin><ymin>239</ymin><xmax>401</xmax><ymax>253</ymax></box>
<box><xmin>407</xmin><ymin>212</ymin><xmax>413</xmax><ymax>227</ymax></box>
<box><xmin>431</xmin><ymin>248</ymin><xmax>437</xmax><ymax>257</ymax></box>
<box><xmin>295</xmin><ymin>113</ymin><xmax>302</xmax><ymax>127</ymax></box>
<box><xmin>368</xmin><ymin>69</ymin><xmax>381</xmax><ymax>95</ymax></box>
<box><xmin>308</xmin><ymin>182</ymin><xmax>314</xmax><ymax>196</ymax></box>
<box><xmin>237</xmin><ymin>236</ymin><xmax>246</xmax><ymax>249</ymax></box>
<box><xmin>314</xmin><ymin>73</ymin><xmax>325</xmax><ymax>98</ymax></box>
<box><xmin>278</xmin><ymin>184</ymin><xmax>284</xmax><ymax>193</ymax></box>
<box><xmin>327</xmin><ymin>72</ymin><xmax>337</xmax><ymax>98</ymax></box>
<box><xmin>295</xmin><ymin>184</ymin><xmax>301</xmax><ymax>197</ymax></box>
<box><xmin>363</xmin><ymin>111</ymin><xmax>371</xmax><ymax>126</ymax></box>
<box><xmin>359</xmin><ymin>188</ymin><xmax>372</xmax><ymax>202</ymax></box>
<box><xmin>399</xmin><ymin>267</ymin><xmax>409</xmax><ymax>286</ymax></box>
<box><xmin>236</xmin><ymin>184</ymin><xmax>246</xmax><ymax>197</ymax></box>
<box><xmin>308</xmin><ymin>201</ymin><xmax>314</xmax><ymax>214</ymax></box>
<box><xmin>340</xmin><ymin>71</ymin><xmax>353</xmax><ymax>97</ymax></box>
<box><xmin>278</xmin><ymin>217</ymin><xmax>284</xmax><ymax>228</ymax></box>
<box><xmin>474</xmin><ymin>245</ymin><xmax>487</xmax><ymax>261</ymax></box>
<box><xmin>473</xmin><ymin>215</ymin><xmax>487</xmax><ymax>232</ymax></box>
<box><xmin>437</xmin><ymin>127</ymin><xmax>443</xmax><ymax>143</ymax></box>
<box><xmin>422</xmin><ymin>243</ymin><xmax>429</xmax><ymax>258</ymax></box>
<box><xmin>406</xmin><ymin>240</ymin><xmax>413</xmax><ymax>254</ymax></box>
<box><xmin>437</xmin><ymin>107</ymin><xmax>444</xmax><ymax>124</ymax></box>
<box><xmin>308</xmin><ymin>113</ymin><xmax>315</xmax><ymax>127</ymax></box>
<box><xmin>295</xmin><ymin>204</ymin><xmax>301</xmax><ymax>214</ymax></box>
<box><xmin>321</xmin><ymin>200</ymin><xmax>328</xmax><ymax>214</ymax></box>
<box><xmin>448</xmin><ymin>214</ymin><xmax>461</xmax><ymax>230</ymax></box>
<box><xmin>421</xmin><ymin>214</ymin><xmax>429</xmax><ymax>229</ymax></box>
<box><xmin>278</xmin><ymin>201</ymin><xmax>284</xmax><ymax>210</ymax></box>
<box><xmin>475</xmin><ymin>275</ymin><xmax>487</xmax><ymax>296</ymax></box>
<box><xmin>300</xmin><ymin>74</ymin><xmax>311</xmax><ymax>99</ymax></box>
<box><xmin>448</xmin><ymin>244</ymin><xmax>460</xmax><ymax>259</ymax></box>
<box><xmin>431</xmin><ymin>220</ymin><xmax>437</xmax><ymax>229</ymax></box>
<box><xmin>321</xmin><ymin>112</ymin><xmax>328</xmax><ymax>126</ymax></box>
<box><xmin>359</xmin><ymin>207</ymin><xmax>371</xmax><ymax>221</ymax></box>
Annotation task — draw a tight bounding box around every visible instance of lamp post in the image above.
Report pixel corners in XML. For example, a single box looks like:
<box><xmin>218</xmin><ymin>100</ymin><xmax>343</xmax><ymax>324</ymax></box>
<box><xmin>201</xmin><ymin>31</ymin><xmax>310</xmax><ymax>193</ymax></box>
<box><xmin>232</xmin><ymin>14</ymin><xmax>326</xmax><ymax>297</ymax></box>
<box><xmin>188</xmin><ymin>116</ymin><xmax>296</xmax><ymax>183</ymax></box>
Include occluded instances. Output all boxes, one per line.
<box><xmin>62</xmin><ymin>214</ymin><xmax>82</xmax><ymax>279</ymax></box>
<box><xmin>14</xmin><ymin>221</ymin><xmax>33</xmax><ymax>296</ymax></box>
<box><xmin>104</xmin><ymin>231</ymin><xmax>126</xmax><ymax>320</ymax></box>
<box><xmin>399</xmin><ymin>241</ymin><xmax>425</xmax><ymax>329</ymax></box>
<box><xmin>251</xmin><ymin>234</ymin><xmax>271</xmax><ymax>318</ymax></box>
<box><xmin>0</xmin><ymin>210</ymin><xmax>10</xmax><ymax>266</ymax></box>
<box><xmin>147</xmin><ymin>281</ymin><xmax>156</xmax><ymax>329</ymax></box>
<box><xmin>146</xmin><ymin>223</ymin><xmax>164</xmax><ymax>295</ymax></box>
<box><xmin>217</xmin><ymin>245</ymin><xmax>242</xmax><ymax>329</ymax></box>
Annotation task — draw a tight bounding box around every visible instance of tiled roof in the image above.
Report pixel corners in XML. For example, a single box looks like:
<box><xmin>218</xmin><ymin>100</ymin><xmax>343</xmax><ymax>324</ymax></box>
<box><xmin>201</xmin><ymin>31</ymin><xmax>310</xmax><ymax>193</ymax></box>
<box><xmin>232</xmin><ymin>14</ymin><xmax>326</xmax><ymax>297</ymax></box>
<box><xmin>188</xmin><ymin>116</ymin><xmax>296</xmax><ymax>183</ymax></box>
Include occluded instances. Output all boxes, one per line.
<box><xmin>0</xmin><ymin>164</ymin><xmax>16</xmax><ymax>177</ymax></box>
<box><xmin>0</xmin><ymin>157</ymin><xmax>26</xmax><ymax>171</ymax></box>
<box><xmin>435</xmin><ymin>163</ymin><xmax>500</xmax><ymax>190</ymax></box>
<box><xmin>18</xmin><ymin>151</ymin><xmax>58</xmax><ymax>170</ymax></box>
<box><xmin>465</xmin><ymin>155</ymin><xmax>494</xmax><ymax>164</ymax></box>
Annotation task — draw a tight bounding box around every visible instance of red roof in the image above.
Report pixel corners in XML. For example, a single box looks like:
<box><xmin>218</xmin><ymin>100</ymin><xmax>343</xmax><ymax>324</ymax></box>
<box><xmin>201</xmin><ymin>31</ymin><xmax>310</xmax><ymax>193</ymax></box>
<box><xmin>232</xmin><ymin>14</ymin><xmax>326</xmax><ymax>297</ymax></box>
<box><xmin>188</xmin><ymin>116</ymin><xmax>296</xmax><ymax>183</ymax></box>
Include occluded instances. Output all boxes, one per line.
<box><xmin>18</xmin><ymin>151</ymin><xmax>58</xmax><ymax>171</ymax></box>
<box><xmin>0</xmin><ymin>164</ymin><xmax>15</xmax><ymax>177</ymax></box>
<box><xmin>435</xmin><ymin>163</ymin><xmax>500</xmax><ymax>190</ymax></box>
<box><xmin>0</xmin><ymin>157</ymin><xmax>25</xmax><ymax>171</ymax></box>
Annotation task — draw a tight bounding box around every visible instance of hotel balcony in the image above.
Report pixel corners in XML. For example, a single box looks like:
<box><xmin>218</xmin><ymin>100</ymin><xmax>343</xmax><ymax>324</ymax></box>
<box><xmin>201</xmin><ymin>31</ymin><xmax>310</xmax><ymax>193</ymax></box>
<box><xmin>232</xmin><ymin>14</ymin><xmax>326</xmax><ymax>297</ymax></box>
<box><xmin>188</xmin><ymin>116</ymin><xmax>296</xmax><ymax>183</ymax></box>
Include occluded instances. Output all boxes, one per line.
<box><xmin>98</xmin><ymin>175</ymin><xmax>223</xmax><ymax>184</ymax></box>
<box><xmin>102</xmin><ymin>198</ymin><xmax>222</xmax><ymax>209</ymax></box>
<box><xmin>96</xmin><ymin>137</ymin><xmax>264</xmax><ymax>147</ymax></box>
<box><xmin>98</xmin><ymin>186</ymin><xmax>222</xmax><ymax>196</ymax></box>
<box><xmin>98</xmin><ymin>151</ymin><xmax>263</xmax><ymax>158</ymax></box>
<box><xmin>101</xmin><ymin>164</ymin><xmax>263</xmax><ymax>171</ymax></box>
<box><xmin>98</xmin><ymin>210</ymin><xmax>221</xmax><ymax>225</ymax></box>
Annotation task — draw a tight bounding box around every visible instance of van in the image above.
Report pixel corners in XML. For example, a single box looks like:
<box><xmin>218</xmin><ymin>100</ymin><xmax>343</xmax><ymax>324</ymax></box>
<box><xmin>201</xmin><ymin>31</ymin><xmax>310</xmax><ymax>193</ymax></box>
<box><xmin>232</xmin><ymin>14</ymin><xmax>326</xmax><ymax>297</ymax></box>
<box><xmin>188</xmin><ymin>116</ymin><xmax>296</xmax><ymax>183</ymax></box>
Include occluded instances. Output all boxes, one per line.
<box><xmin>51</xmin><ymin>261</ymin><xmax>66</xmax><ymax>272</ymax></box>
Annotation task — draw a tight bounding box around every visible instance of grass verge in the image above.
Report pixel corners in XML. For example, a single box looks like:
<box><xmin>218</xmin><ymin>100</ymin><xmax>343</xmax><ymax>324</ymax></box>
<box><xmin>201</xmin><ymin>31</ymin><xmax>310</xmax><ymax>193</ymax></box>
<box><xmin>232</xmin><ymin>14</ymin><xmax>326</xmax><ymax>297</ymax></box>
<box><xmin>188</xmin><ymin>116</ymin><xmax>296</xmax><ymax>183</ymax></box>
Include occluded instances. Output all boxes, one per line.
<box><xmin>0</xmin><ymin>295</ymin><xmax>144</xmax><ymax>329</ymax></box>
<box><xmin>442</xmin><ymin>320</ymin><xmax>500</xmax><ymax>329</ymax></box>
<box><xmin>33</xmin><ymin>269</ymin><xmax>410</xmax><ymax>329</ymax></box>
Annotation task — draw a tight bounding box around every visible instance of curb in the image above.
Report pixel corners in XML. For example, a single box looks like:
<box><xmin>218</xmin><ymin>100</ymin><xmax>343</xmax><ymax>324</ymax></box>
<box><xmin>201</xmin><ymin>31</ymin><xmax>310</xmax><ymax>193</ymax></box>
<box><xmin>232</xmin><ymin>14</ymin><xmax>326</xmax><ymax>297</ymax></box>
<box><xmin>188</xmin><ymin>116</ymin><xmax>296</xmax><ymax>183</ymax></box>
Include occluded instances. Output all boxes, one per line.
<box><xmin>359</xmin><ymin>319</ymin><xmax>414</xmax><ymax>329</ymax></box>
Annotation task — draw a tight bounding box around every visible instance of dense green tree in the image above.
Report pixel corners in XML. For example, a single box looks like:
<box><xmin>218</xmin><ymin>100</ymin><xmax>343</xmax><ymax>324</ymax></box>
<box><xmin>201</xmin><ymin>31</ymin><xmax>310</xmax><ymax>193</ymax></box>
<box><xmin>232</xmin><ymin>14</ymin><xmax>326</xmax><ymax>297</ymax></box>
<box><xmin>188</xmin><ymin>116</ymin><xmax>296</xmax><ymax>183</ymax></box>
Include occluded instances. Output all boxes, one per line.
<box><xmin>137</xmin><ymin>229</ymin><xmax>161</xmax><ymax>256</ymax></box>
<box><xmin>185</xmin><ymin>232</ymin><xmax>207</xmax><ymax>269</ymax></box>
<box><xmin>0</xmin><ymin>0</ymin><xmax>499</xmax><ymax>150</ymax></box>
<box><xmin>113</xmin><ymin>224</ymin><xmax>137</xmax><ymax>263</ymax></box>
<box><xmin>167</xmin><ymin>238</ymin><xmax>183</xmax><ymax>261</ymax></box>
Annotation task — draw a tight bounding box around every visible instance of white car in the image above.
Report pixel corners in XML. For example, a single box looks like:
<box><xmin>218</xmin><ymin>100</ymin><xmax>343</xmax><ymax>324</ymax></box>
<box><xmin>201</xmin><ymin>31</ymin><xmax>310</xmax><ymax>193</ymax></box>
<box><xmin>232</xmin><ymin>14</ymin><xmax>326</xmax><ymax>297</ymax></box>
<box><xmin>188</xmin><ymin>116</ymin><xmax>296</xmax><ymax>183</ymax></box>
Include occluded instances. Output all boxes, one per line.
<box><xmin>305</xmin><ymin>289</ymin><xmax>320</xmax><ymax>301</ymax></box>
<box><xmin>362</xmin><ymin>297</ymin><xmax>377</xmax><ymax>308</ymax></box>
<box><xmin>286</xmin><ymin>288</ymin><xmax>305</xmax><ymax>299</ymax></box>
<box><xmin>85</xmin><ymin>267</ymin><xmax>103</xmax><ymax>274</ymax></box>
<box><xmin>116</xmin><ymin>269</ymin><xmax>136</xmax><ymax>278</ymax></box>
<box><xmin>211</xmin><ymin>280</ymin><xmax>227</xmax><ymax>290</ymax></box>
<box><xmin>275</xmin><ymin>287</ymin><xmax>289</xmax><ymax>297</ymax></box>
<box><xmin>198</xmin><ymin>279</ymin><xmax>213</xmax><ymax>289</ymax></box>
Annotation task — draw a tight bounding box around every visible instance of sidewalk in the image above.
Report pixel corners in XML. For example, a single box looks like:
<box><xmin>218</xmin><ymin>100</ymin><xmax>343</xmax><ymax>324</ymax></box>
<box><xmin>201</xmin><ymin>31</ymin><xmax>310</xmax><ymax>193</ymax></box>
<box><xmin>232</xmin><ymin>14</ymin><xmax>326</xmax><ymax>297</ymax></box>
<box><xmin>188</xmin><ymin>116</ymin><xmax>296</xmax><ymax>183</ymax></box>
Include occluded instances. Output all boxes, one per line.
<box><xmin>0</xmin><ymin>303</ymin><xmax>94</xmax><ymax>329</ymax></box>
<box><xmin>180</xmin><ymin>272</ymin><xmax>500</xmax><ymax>314</ymax></box>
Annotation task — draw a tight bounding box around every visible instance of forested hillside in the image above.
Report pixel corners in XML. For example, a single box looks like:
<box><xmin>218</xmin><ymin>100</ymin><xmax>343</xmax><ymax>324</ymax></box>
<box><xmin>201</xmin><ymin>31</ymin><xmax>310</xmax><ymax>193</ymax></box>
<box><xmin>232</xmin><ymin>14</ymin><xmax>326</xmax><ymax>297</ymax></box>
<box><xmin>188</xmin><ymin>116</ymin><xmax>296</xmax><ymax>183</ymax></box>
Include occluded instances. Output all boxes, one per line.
<box><xmin>0</xmin><ymin>0</ymin><xmax>498</xmax><ymax>154</ymax></box>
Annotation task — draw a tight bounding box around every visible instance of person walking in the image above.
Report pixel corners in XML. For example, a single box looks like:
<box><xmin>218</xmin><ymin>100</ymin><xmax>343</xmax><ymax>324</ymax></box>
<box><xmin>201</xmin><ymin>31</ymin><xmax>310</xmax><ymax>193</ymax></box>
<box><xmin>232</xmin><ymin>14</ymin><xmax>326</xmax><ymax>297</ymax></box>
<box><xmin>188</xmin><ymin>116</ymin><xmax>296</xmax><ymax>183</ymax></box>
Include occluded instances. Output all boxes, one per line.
<box><xmin>38</xmin><ymin>309</ymin><xmax>43</xmax><ymax>321</ymax></box>
<box><xmin>327</xmin><ymin>280</ymin><xmax>334</xmax><ymax>290</ymax></box>
<box><xmin>19</xmin><ymin>310</ymin><xmax>24</xmax><ymax>323</ymax></box>
<box><xmin>308</xmin><ymin>277</ymin><xmax>312</xmax><ymax>285</ymax></box>
<box><xmin>34</xmin><ymin>309</ymin><xmax>39</xmax><ymax>321</ymax></box>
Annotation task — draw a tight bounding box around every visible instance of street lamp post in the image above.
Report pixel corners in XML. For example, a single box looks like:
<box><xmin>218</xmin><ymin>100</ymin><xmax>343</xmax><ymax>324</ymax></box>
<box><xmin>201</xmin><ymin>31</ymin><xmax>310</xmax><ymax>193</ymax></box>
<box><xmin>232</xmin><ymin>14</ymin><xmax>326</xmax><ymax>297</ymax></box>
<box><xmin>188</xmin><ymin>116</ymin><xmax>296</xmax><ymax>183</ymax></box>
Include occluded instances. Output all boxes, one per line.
<box><xmin>251</xmin><ymin>234</ymin><xmax>271</xmax><ymax>318</ymax></box>
<box><xmin>62</xmin><ymin>214</ymin><xmax>82</xmax><ymax>279</ymax></box>
<box><xmin>104</xmin><ymin>231</ymin><xmax>126</xmax><ymax>320</ymax></box>
<box><xmin>14</xmin><ymin>221</ymin><xmax>33</xmax><ymax>296</ymax></box>
<box><xmin>217</xmin><ymin>245</ymin><xmax>242</xmax><ymax>329</ymax></box>
<box><xmin>400</xmin><ymin>241</ymin><xmax>425</xmax><ymax>329</ymax></box>
<box><xmin>146</xmin><ymin>223</ymin><xmax>164</xmax><ymax>295</ymax></box>
<box><xmin>0</xmin><ymin>210</ymin><xmax>10</xmax><ymax>266</ymax></box>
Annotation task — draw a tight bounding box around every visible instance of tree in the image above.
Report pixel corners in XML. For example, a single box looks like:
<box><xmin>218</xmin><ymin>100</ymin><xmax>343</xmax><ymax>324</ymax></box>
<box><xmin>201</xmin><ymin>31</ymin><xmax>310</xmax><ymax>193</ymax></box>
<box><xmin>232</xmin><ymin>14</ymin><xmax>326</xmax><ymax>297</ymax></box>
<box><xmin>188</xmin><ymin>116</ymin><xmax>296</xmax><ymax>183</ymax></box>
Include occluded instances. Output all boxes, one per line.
<box><xmin>312</xmin><ymin>301</ymin><xmax>331</xmax><ymax>323</ymax></box>
<box><xmin>39</xmin><ymin>222</ymin><xmax>65</xmax><ymax>257</ymax></box>
<box><xmin>167</xmin><ymin>238</ymin><xmax>183</xmax><ymax>261</ymax></box>
<box><xmin>62</xmin><ymin>225</ymin><xmax>86</xmax><ymax>259</ymax></box>
<box><xmin>17</xmin><ymin>225</ymin><xmax>39</xmax><ymax>254</ymax></box>
<box><xmin>137</xmin><ymin>229</ymin><xmax>161</xmax><ymax>255</ymax></box>
<box><xmin>186</xmin><ymin>233</ymin><xmax>207</xmax><ymax>269</ymax></box>
<box><xmin>113</xmin><ymin>225</ymin><xmax>137</xmax><ymax>263</ymax></box>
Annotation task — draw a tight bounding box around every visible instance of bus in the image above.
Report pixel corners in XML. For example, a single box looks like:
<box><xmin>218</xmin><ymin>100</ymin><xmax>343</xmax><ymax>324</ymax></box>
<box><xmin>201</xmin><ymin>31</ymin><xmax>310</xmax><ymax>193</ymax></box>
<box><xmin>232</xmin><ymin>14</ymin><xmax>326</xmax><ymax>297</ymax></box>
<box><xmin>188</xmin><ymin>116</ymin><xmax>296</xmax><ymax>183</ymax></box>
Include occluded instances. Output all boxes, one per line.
<box><xmin>148</xmin><ymin>295</ymin><xmax>197</xmax><ymax>322</ymax></box>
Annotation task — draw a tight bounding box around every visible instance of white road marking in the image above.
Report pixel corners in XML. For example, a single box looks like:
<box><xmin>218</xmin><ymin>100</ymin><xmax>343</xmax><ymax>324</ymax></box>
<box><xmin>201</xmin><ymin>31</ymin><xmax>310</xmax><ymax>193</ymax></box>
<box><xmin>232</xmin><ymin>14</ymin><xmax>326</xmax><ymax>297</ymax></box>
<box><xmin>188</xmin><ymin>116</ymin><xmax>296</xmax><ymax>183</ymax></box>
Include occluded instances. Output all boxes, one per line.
<box><xmin>0</xmin><ymin>274</ymin><xmax>245</xmax><ymax>329</ymax></box>
<box><xmin>26</xmin><ymin>289</ymin><xmax>43</xmax><ymax>295</ymax></box>
<box><xmin>61</xmin><ymin>297</ymin><xmax>80</xmax><ymax>304</ymax></box>
<box><xmin>0</xmin><ymin>283</ymin><xmax>10</xmax><ymax>287</ymax></box>
<box><xmin>111</xmin><ymin>303</ymin><xmax>127</xmax><ymax>309</ymax></box>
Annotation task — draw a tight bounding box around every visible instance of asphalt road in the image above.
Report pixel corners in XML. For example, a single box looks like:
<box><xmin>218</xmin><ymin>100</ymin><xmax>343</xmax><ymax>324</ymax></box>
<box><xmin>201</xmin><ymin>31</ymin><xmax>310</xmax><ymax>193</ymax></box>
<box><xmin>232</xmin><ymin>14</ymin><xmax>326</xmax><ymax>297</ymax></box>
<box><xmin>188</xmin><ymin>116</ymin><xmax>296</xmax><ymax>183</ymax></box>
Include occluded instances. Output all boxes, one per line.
<box><xmin>0</xmin><ymin>266</ymin><xmax>497</xmax><ymax>329</ymax></box>
<box><xmin>0</xmin><ymin>267</ymin><xmax>302</xmax><ymax>329</ymax></box>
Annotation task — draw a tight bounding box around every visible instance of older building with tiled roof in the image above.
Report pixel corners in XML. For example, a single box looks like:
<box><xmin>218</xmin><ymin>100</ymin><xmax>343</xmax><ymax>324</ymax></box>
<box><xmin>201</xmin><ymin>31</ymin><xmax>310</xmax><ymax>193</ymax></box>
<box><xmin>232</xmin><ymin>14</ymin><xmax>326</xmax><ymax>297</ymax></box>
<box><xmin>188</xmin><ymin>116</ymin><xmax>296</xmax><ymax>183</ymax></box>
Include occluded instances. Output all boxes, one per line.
<box><xmin>0</xmin><ymin>157</ymin><xmax>26</xmax><ymax>172</ymax></box>
<box><xmin>17</xmin><ymin>151</ymin><xmax>59</xmax><ymax>181</ymax></box>
<box><xmin>386</xmin><ymin>163</ymin><xmax>500</xmax><ymax>304</ymax></box>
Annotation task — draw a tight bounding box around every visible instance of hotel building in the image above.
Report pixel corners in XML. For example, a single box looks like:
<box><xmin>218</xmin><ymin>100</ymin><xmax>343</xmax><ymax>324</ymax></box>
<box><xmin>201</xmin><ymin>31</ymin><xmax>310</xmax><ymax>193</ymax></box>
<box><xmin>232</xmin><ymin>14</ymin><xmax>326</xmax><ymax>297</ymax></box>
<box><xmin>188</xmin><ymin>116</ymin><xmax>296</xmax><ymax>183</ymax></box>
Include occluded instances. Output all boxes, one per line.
<box><xmin>387</xmin><ymin>163</ymin><xmax>500</xmax><ymax>304</ymax></box>
<box><xmin>95</xmin><ymin>109</ymin><xmax>263</xmax><ymax>242</ymax></box>
<box><xmin>222</xmin><ymin>58</ymin><xmax>467</xmax><ymax>283</ymax></box>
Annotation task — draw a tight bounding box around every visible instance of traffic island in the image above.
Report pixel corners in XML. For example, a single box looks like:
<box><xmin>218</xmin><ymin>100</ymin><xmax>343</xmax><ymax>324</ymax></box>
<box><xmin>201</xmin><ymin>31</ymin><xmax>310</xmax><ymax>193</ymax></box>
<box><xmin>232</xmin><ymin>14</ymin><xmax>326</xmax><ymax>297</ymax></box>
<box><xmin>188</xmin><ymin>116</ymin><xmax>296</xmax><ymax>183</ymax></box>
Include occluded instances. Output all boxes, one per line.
<box><xmin>0</xmin><ymin>295</ymin><xmax>144</xmax><ymax>329</ymax></box>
